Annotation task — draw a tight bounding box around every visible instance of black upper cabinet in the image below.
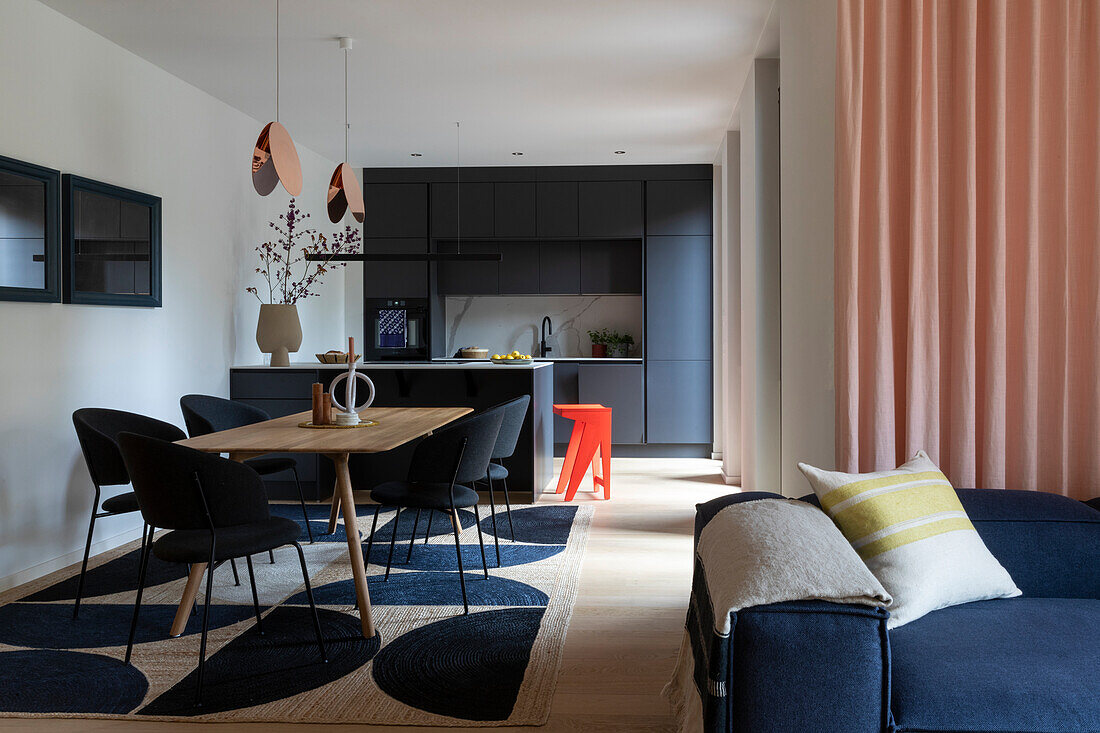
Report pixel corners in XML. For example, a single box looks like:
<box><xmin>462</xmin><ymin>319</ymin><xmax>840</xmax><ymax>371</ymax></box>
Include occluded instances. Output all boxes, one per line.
<box><xmin>363</xmin><ymin>183</ymin><xmax>428</xmax><ymax>238</ymax></box>
<box><xmin>580</xmin><ymin>240</ymin><xmax>642</xmax><ymax>294</ymax></box>
<box><xmin>435</xmin><ymin>240</ymin><xmax>499</xmax><ymax>295</ymax></box>
<box><xmin>362</xmin><ymin>238</ymin><xmax>428</xmax><ymax>298</ymax></box>
<box><xmin>539</xmin><ymin>242</ymin><xmax>580</xmax><ymax>294</ymax></box>
<box><xmin>494</xmin><ymin>182</ymin><xmax>536</xmax><ymax>238</ymax></box>
<box><xmin>431</xmin><ymin>182</ymin><xmax>494</xmax><ymax>238</ymax></box>
<box><xmin>0</xmin><ymin>155</ymin><xmax>60</xmax><ymax>303</ymax></box>
<box><xmin>646</xmin><ymin>180</ymin><xmax>712</xmax><ymax>235</ymax></box>
<box><xmin>536</xmin><ymin>181</ymin><xmax>578</xmax><ymax>237</ymax></box>
<box><xmin>578</xmin><ymin>181</ymin><xmax>643</xmax><ymax>237</ymax></box>
<box><xmin>63</xmin><ymin>175</ymin><xmax>161</xmax><ymax>307</ymax></box>
<box><xmin>498</xmin><ymin>242</ymin><xmax>540</xmax><ymax>294</ymax></box>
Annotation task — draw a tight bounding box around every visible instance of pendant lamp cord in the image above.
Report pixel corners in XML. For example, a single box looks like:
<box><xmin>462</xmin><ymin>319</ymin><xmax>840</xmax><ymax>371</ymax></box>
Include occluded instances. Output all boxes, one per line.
<box><xmin>275</xmin><ymin>0</ymin><xmax>280</xmax><ymax>122</ymax></box>
<box><xmin>456</xmin><ymin>121</ymin><xmax>461</xmax><ymax>253</ymax></box>
<box><xmin>344</xmin><ymin>48</ymin><xmax>349</xmax><ymax>162</ymax></box>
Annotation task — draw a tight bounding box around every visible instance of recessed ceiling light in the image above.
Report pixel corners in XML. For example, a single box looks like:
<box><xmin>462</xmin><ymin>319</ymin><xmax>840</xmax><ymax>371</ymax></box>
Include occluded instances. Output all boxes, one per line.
<box><xmin>613</xmin><ymin>150</ymin><xmax>626</xmax><ymax>155</ymax></box>
<box><xmin>410</xmin><ymin>152</ymin><xmax>422</xmax><ymax>157</ymax></box>
<box><xmin>512</xmin><ymin>151</ymin><xmax>524</xmax><ymax>156</ymax></box>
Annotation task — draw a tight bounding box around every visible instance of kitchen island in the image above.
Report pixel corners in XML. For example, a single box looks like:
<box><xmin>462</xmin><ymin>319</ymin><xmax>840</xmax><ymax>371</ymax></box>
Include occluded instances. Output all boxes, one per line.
<box><xmin>229</xmin><ymin>361</ymin><xmax>554</xmax><ymax>502</ymax></box>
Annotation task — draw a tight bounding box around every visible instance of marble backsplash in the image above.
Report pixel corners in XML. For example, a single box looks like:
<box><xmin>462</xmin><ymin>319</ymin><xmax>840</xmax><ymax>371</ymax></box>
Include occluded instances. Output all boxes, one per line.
<box><xmin>443</xmin><ymin>296</ymin><xmax>643</xmax><ymax>358</ymax></box>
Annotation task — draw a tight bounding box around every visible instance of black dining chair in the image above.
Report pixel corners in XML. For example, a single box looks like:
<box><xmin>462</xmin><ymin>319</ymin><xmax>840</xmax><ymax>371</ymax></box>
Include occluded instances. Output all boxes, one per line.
<box><xmin>118</xmin><ymin>432</ymin><xmax>326</xmax><ymax>706</ymax></box>
<box><xmin>71</xmin><ymin>408</ymin><xmax>190</xmax><ymax>619</ymax></box>
<box><xmin>477</xmin><ymin>395</ymin><xmax>530</xmax><ymax>565</ymax></box>
<box><xmin>180</xmin><ymin>394</ymin><xmax>313</xmax><ymax>543</ymax></box>
<box><xmin>365</xmin><ymin>407</ymin><xmax>504</xmax><ymax>615</ymax></box>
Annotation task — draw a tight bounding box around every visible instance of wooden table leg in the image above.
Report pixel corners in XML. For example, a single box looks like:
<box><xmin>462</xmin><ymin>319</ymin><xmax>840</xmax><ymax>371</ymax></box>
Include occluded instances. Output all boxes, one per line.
<box><xmin>330</xmin><ymin>453</ymin><xmax>375</xmax><ymax>638</ymax></box>
<box><xmin>327</xmin><ymin>476</ymin><xmax>342</xmax><ymax>535</ymax></box>
<box><xmin>169</xmin><ymin>563</ymin><xmax>206</xmax><ymax>637</ymax></box>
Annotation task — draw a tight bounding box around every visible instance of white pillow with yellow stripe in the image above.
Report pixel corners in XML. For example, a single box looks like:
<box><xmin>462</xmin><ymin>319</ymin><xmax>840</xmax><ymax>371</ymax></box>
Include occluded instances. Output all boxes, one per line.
<box><xmin>798</xmin><ymin>451</ymin><xmax>1020</xmax><ymax>628</ymax></box>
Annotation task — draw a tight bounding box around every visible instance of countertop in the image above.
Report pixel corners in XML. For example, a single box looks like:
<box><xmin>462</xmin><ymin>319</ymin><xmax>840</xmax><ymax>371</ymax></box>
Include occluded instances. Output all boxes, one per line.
<box><xmin>435</xmin><ymin>357</ymin><xmax>643</xmax><ymax>363</ymax></box>
<box><xmin>232</xmin><ymin>361</ymin><xmax>553</xmax><ymax>371</ymax></box>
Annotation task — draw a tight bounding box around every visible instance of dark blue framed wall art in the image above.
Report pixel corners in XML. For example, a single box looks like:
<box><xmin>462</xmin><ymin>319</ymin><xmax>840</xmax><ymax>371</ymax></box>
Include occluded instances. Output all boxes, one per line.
<box><xmin>0</xmin><ymin>155</ymin><xmax>61</xmax><ymax>303</ymax></box>
<box><xmin>62</xmin><ymin>175</ymin><xmax>161</xmax><ymax>307</ymax></box>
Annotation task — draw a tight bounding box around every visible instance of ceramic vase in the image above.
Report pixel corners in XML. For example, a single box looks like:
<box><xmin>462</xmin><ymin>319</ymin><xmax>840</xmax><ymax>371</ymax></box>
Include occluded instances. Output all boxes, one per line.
<box><xmin>256</xmin><ymin>303</ymin><xmax>302</xmax><ymax>367</ymax></box>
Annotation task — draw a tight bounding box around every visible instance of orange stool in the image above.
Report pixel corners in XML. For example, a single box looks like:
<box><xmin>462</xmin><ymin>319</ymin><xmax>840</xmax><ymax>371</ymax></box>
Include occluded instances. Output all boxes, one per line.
<box><xmin>553</xmin><ymin>404</ymin><xmax>611</xmax><ymax>501</ymax></box>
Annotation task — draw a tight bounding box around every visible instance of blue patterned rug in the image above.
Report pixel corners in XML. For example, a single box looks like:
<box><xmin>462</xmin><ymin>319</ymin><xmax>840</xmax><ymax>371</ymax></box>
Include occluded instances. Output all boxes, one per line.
<box><xmin>0</xmin><ymin>502</ymin><xmax>592</xmax><ymax>726</ymax></box>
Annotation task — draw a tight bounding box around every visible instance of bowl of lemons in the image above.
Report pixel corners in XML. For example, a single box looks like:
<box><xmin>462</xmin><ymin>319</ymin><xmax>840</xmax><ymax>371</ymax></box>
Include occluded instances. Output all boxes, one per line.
<box><xmin>491</xmin><ymin>350</ymin><xmax>534</xmax><ymax>365</ymax></box>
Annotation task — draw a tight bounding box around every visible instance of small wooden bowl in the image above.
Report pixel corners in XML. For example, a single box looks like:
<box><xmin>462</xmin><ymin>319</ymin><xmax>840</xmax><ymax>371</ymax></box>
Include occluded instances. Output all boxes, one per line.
<box><xmin>316</xmin><ymin>352</ymin><xmax>361</xmax><ymax>364</ymax></box>
<box><xmin>459</xmin><ymin>347</ymin><xmax>489</xmax><ymax>359</ymax></box>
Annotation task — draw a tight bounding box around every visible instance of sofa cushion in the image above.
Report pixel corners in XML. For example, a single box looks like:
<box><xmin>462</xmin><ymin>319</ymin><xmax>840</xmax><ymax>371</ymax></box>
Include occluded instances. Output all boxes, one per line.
<box><xmin>961</xmin><ymin>489</ymin><xmax>1100</xmax><ymax>600</ymax></box>
<box><xmin>890</xmin><ymin>597</ymin><xmax>1100</xmax><ymax>732</ymax></box>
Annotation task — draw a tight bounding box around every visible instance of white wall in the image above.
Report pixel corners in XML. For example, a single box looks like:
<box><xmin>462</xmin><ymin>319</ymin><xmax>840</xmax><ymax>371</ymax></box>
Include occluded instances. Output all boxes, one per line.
<box><xmin>778</xmin><ymin>0</ymin><xmax>836</xmax><ymax>492</ymax></box>
<box><xmin>0</xmin><ymin>0</ymin><xmax>342</xmax><ymax>590</ymax></box>
<box><xmin>716</xmin><ymin>132</ymin><xmax>742</xmax><ymax>484</ymax></box>
<box><xmin>738</xmin><ymin>59</ymin><xmax>782</xmax><ymax>492</ymax></box>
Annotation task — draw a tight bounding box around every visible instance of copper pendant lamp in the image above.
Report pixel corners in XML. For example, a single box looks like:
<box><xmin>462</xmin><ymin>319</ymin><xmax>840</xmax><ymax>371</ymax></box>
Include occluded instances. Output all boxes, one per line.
<box><xmin>252</xmin><ymin>0</ymin><xmax>302</xmax><ymax>197</ymax></box>
<box><xmin>327</xmin><ymin>38</ymin><xmax>364</xmax><ymax>223</ymax></box>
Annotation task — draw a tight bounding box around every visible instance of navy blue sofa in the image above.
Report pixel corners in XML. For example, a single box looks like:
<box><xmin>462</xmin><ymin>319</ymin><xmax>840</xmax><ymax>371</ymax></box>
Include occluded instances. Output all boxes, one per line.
<box><xmin>696</xmin><ymin>488</ymin><xmax>1100</xmax><ymax>733</ymax></box>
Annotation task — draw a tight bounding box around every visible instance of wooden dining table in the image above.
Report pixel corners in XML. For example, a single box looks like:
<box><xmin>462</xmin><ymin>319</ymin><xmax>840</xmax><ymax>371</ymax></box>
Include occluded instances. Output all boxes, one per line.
<box><xmin>173</xmin><ymin>405</ymin><xmax>473</xmax><ymax>639</ymax></box>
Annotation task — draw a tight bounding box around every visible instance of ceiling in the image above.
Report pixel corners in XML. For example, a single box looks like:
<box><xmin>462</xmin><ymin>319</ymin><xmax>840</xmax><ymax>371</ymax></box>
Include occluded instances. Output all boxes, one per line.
<box><xmin>39</xmin><ymin>0</ymin><xmax>773</xmax><ymax>167</ymax></box>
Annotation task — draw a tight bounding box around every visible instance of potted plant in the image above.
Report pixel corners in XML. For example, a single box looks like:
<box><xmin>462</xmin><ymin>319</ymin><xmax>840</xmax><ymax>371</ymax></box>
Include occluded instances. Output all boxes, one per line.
<box><xmin>246</xmin><ymin>199</ymin><xmax>361</xmax><ymax>366</ymax></box>
<box><xmin>587</xmin><ymin>328</ymin><xmax>612</xmax><ymax>358</ymax></box>
<box><xmin>610</xmin><ymin>332</ymin><xmax>634</xmax><ymax>358</ymax></box>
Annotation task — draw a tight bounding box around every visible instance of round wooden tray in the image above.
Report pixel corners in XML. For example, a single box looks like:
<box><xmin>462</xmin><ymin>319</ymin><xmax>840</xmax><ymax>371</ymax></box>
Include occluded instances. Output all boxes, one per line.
<box><xmin>297</xmin><ymin>420</ymin><xmax>378</xmax><ymax>429</ymax></box>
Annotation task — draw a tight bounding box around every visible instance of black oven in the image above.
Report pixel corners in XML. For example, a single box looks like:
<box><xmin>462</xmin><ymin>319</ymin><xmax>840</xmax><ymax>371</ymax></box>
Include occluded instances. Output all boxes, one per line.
<box><xmin>363</xmin><ymin>298</ymin><xmax>428</xmax><ymax>361</ymax></box>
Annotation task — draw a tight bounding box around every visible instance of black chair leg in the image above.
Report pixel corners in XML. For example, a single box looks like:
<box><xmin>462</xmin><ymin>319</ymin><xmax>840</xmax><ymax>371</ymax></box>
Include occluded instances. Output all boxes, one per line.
<box><xmin>365</xmin><ymin>504</ymin><xmax>381</xmax><ymax>568</ymax></box>
<box><xmin>500</xmin><ymin>466</ymin><xmax>515</xmax><ymax>541</ymax></box>
<box><xmin>123</xmin><ymin>536</ymin><xmax>153</xmax><ymax>664</ymax></box>
<box><xmin>245</xmin><ymin>554</ymin><xmax>263</xmax><ymax>635</ymax></box>
<box><xmin>291</xmin><ymin>466</ymin><xmax>314</xmax><ymax>543</ymax></box>
<box><xmin>384</xmin><ymin>506</ymin><xmax>402</xmax><ymax>580</ymax></box>
<box><xmin>406</xmin><ymin>510</ymin><xmax>421</xmax><ymax>563</ymax></box>
<box><xmin>473</xmin><ymin>504</ymin><xmax>489</xmax><ymax>579</ymax></box>
<box><xmin>424</xmin><ymin>510</ymin><xmax>434</xmax><ymax>543</ymax></box>
<box><xmin>292</xmin><ymin>541</ymin><xmax>327</xmax><ymax>662</ymax></box>
<box><xmin>268</xmin><ymin>550</ymin><xmax>275</xmax><ymax>564</ymax></box>
<box><xmin>73</xmin><ymin>508</ymin><xmax>98</xmax><ymax>620</ymax></box>
<box><xmin>195</xmin><ymin>542</ymin><xmax>216</xmax><ymax>707</ymax></box>
<box><xmin>230</xmin><ymin>557</ymin><xmax>240</xmax><ymax>586</ymax></box>
<box><xmin>450</xmin><ymin>508</ymin><xmax>469</xmax><ymax>614</ymax></box>
<box><xmin>486</xmin><ymin>473</ymin><xmax>501</xmax><ymax>566</ymax></box>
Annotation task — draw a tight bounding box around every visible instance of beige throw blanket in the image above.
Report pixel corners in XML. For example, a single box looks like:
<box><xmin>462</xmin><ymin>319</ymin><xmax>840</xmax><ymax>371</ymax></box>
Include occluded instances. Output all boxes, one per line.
<box><xmin>663</xmin><ymin>498</ymin><xmax>891</xmax><ymax>732</ymax></box>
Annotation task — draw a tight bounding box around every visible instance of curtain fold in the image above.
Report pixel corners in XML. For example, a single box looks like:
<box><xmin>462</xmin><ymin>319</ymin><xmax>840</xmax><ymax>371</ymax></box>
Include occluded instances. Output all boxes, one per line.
<box><xmin>835</xmin><ymin>0</ymin><xmax>1100</xmax><ymax>499</ymax></box>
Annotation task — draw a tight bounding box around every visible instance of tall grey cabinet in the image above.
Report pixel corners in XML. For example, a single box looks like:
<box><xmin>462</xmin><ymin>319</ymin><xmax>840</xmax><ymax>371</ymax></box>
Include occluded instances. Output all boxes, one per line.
<box><xmin>644</xmin><ymin>180</ymin><xmax>713</xmax><ymax>447</ymax></box>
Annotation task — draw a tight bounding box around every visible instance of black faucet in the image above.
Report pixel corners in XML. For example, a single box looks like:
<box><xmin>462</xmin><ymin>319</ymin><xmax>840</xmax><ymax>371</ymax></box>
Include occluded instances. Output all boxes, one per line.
<box><xmin>540</xmin><ymin>316</ymin><xmax>553</xmax><ymax>358</ymax></box>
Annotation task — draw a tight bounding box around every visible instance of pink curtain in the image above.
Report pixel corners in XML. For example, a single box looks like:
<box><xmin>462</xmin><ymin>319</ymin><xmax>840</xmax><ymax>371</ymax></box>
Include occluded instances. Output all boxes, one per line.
<box><xmin>835</xmin><ymin>0</ymin><xmax>1100</xmax><ymax>499</ymax></box>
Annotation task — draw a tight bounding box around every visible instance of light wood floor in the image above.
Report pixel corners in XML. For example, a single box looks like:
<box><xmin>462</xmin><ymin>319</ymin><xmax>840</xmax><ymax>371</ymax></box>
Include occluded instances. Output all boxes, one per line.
<box><xmin>0</xmin><ymin>457</ymin><xmax>735</xmax><ymax>733</ymax></box>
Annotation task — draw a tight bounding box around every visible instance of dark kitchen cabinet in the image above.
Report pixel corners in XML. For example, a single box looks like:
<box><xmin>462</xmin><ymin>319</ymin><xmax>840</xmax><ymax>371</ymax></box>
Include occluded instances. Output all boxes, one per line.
<box><xmin>363</xmin><ymin>183</ymin><xmax>428</xmax><ymax>238</ymax></box>
<box><xmin>579</xmin><ymin>364</ymin><xmax>644</xmax><ymax>443</ymax></box>
<box><xmin>362</xmin><ymin>238</ymin><xmax>428</xmax><ymax>298</ymax></box>
<box><xmin>436</xmin><ymin>240</ymin><xmax>499</xmax><ymax>294</ymax></box>
<box><xmin>646</xmin><ymin>180</ymin><xmax>712</xmax><ymax>236</ymax></box>
<box><xmin>536</xmin><ymin>181</ymin><xmax>578</xmax><ymax>237</ymax></box>
<box><xmin>494</xmin><ymin>182</ymin><xmax>537</xmax><ymax>238</ymax></box>
<box><xmin>498</xmin><ymin>241</ymin><xmax>540</xmax><ymax>294</ymax></box>
<box><xmin>431</xmin><ymin>182</ymin><xmax>494</xmax><ymax>238</ymax></box>
<box><xmin>552</xmin><ymin>362</ymin><xmax>579</xmax><ymax>444</ymax></box>
<box><xmin>646</xmin><ymin>235</ymin><xmax>712</xmax><ymax>361</ymax></box>
<box><xmin>645</xmin><ymin>360</ymin><xmax>712</xmax><ymax>444</ymax></box>
<box><xmin>580</xmin><ymin>240</ymin><xmax>643</xmax><ymax>294</ymax></box>
<box><xmin>578</xmin><ymin>181</ymin><xmax>643</xmax><ymax>237</ymax></box>
<box><xmin>539</xmin><ymin>242</ymin><xmax>580</xmax><ymax>294</ymax></box>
